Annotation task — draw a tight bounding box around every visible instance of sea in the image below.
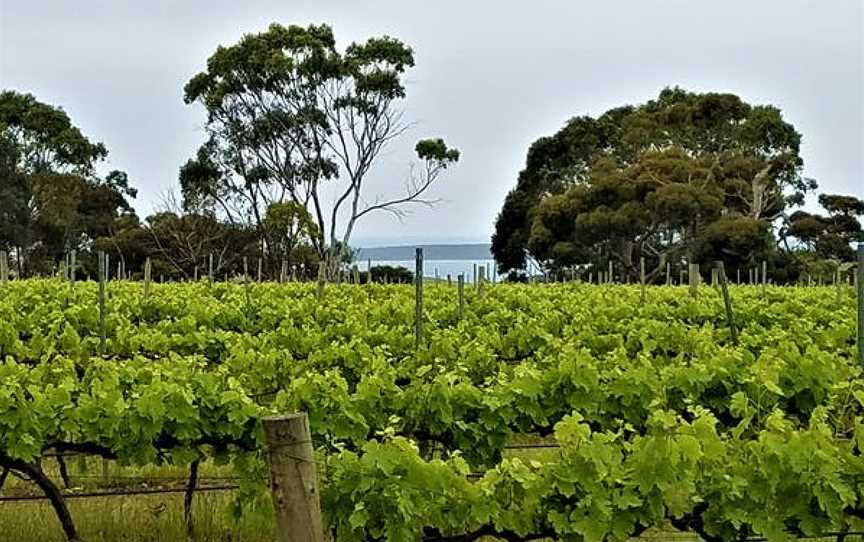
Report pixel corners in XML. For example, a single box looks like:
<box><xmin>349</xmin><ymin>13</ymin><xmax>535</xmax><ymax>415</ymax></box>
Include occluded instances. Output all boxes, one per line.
<box><xmin>356</xmin><ymin>258</ymin><xmax>500</xmax><ymax>281</ymax></box>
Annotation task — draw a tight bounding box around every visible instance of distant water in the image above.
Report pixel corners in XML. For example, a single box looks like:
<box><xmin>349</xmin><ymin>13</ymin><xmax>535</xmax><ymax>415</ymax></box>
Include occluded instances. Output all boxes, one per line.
<box><xmin>357</xmin><ymin>259</ymin><xmax>500</xmax><ymax>281</ymax></box>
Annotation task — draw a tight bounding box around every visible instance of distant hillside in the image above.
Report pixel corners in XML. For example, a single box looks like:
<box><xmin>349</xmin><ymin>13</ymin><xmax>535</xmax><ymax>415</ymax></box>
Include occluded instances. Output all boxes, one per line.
<box><xmin>355</xmin><ymin>243</ymin><xmax>493</xmax><ymax>261</ymax></box>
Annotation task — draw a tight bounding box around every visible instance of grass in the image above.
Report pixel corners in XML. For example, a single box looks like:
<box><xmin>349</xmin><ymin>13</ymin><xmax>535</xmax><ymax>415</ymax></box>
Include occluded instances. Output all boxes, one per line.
<box><xmin>0</xmin><ymin>457</ymin><xmax>276</xmax><ymax>542</ymax></box>
<box><xmin>3</xmin><ymin>448</ymin><xmax>861</xmax><ymax>542</ymax></box>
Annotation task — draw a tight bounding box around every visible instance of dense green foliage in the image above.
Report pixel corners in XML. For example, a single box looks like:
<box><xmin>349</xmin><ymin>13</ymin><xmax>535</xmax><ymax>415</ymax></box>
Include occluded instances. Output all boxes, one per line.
<box><xmin>182</xmin><ymin>23</ymin><xmax>459</xmax><ymax>270</ymax></box>
<box><xmin>1</xmin><ymin>279</ymin><xmax>862</xmax><ymax>541</ymax></box>
<box><xmin>491</xmin><ymin>87</ymin><xmax>861</xmax><ymax>281</ymax></box>
<box><xmin>0</xmin><ymin>91</ymin><xmax>137</xmax><ymax>276</ymax></box>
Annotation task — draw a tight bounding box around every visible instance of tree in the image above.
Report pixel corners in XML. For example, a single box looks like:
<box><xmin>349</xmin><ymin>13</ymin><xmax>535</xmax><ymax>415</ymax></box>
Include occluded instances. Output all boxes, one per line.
<box><xmin>263</xmin><ymin>201</ymin><xmax>319</xmax><ymax>268</ymax></box>
<box><xmin>145</xmin><ymin>210</ymin><xmax>258</xmax><ymax>280</ymax></box>
<box><xmin>0</xmin><ymin>90</ymin><xmax>106</xmax><ymax>175</ymax></box>
<box><xmin>492</xmin><ymin>88</ymin><xmax>814</xmax><ymax>275</ymax></box>
<box><xmin>0</xmin><ymin>90</ymin><xmax>137</xmax><ymax>275</ymax></box>
<box><xmin>0</xmin><ymin>134</ymin><xmax>29</xmax><ymax>255</ymax></box>
<box><xmin>182</xmin><ymin>23</ymin><xmax>459</xmax><ymax>274</ymax></box>
<box><xmin>786</xmin><ymin>193</ymin><xmax>864</xmax><ymax>261</ymax></box>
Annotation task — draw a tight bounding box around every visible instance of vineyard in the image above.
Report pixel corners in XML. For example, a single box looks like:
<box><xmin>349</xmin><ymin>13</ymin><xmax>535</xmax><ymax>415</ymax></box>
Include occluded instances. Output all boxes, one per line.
<box><xmin>1</xmin><ymin>277</ymin><xmax>863</xmax><ymax>542</ymax></box>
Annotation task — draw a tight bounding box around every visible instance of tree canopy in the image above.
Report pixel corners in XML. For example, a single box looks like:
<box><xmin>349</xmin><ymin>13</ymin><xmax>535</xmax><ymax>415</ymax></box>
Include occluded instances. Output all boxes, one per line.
<box><xmin>182</xmin><ymin>23</ymin><xmax>459</xmax><ymax>274</ymax></box>
<box><xmin>0</xmin><ymin>90</ymin><xmax>136</xmax><ymax>275</ymax></box>
<box><xmin>492</xmin><ymin>87</ymin><xmax>820</xmax><ymax>279</ymax></box>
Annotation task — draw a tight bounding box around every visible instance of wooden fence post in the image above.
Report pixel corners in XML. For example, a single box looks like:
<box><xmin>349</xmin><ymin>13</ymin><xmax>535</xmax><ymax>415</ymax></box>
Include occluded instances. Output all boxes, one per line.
<box><xmin>640</xmin><ymin>257</ymin><xmax>646</xmax><ymax>304</ymax></box>
<box><xmin>316</xmin><ymin>262</ymin><xmax>326</xmax><ymax>300</ymax></box>
<box><xmin>716</xmin><ymin>261</ymin><xmax>738</xmax><ymax>345</ymax></box>
<box><xmin>262</xmin><ymin>414</ymin><xmax>324</xmax><ymax>542</ymax></box>
<box><xmin>761</xmin><ymin>260</ymin><xmax>767</xmax><ymax>293</ymax></box>
<box><xmin>473</xmin><ymin>263</ymin><xmax>477</xmax><ymax>285</ymax></box>
<box><xmin>665</xmin><ymin>262</ymin><xmax>671</xmax><ymax>286</ymax></box>
<box><xmin>143</xmin><ymin>257</ymin><xmax>152</xmax><ymax>298</ymax></box>
<box><xmin>0</xmin><ymin>250</ymin><xmax>7</xmax><ymax>287</ymax></box>
<box><xmin>243</xmin><ymin>257</ymin><xmax>251</xmax><ymax>313</ymax></box>
<box><xmin>98</xmin><ymin>251</ymin><xmax>107</xmax><ymax>354</ymax></box>
<box><xmin>835</xmin><ymin>266</ymin><xmax>843</xmax><ymax>306</ymax></box>
<box><xmin>208</xmin><ymin>253</ymin><xmax>214</xmax><ymax>285</ymax></box>
<box><xmin>857</xmin><ymin>244</ymin><xmax>863</xmax><ymax>367</ymax></box>
<box><xmin>608</xmin><ymin>260</ymin><xmax>613</xmax><ymax>284</ymax></box>
<box><xmin>477</xmin><ymin>266</ymin><xmax>485</xmax><ymax>297</ymax></box>
<box><xmin>70</xmin><ymin>249</ymin><xmax>77</xmax><ymax>286</ymax></box>
<box><xmin>688</xmin><ymin>263</ymin><xmax>699</xmax><ymax>298</ymax></box>
<box><xmin>352</xmin><ymin>265</ymin><xmax>360</xmax><ymax>285</ymax></box>
<box><xmin>415</xmin><ymin>248</ymin><xmax>424</xmax><ymax>347</ymax></box>
<box><xmin>457</xmin><ymin>273</ymin><xmax>465</xmax><ymax>320</ymax></box>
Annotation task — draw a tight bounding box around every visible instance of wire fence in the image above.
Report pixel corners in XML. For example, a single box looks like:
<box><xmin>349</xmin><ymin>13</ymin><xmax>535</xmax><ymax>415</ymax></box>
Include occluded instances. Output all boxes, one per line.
<box><xmin>0</xmin><ymin>484</ymin><xmax>239</xmax><ymax>503</ymax></box>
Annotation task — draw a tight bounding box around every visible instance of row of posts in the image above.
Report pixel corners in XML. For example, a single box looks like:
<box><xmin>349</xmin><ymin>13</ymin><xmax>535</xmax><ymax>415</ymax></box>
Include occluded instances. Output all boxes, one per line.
<box><xmin>576</xmin><ymin>259</ymin><xmax>783</xmax><ymax>287</ymax></box>
<box><xmin>2</xmin><ymin>245</ymin><xmax>864</xmax><ymax>370</ymax></box>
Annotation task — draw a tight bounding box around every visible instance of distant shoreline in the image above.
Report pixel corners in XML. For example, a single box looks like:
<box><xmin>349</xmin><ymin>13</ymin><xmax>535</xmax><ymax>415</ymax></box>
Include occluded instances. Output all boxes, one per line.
<box><xmin>355</xmin><ymin>243</ymin><xmax>493</xmax><ymax>261</ymax></box>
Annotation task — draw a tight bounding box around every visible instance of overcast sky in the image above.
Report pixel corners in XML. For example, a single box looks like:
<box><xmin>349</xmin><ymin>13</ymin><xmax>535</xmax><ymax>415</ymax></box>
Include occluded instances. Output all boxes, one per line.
<box><xmin>1</xmin><ymin>0</ymin><xmax>862</xmax><ymax>247</ymax></box>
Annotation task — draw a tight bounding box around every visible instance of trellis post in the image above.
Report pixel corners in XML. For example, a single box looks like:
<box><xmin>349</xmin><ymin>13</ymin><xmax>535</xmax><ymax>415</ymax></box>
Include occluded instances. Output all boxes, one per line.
<box><xmin>415</xmin><ymin>248</ymin><xmax>424</xmax><ymax>347</ymax></box>
<box><xmin>262</xmin><ymin>414</ymin><xmax>324</xmax><ymax>542</ymax></box>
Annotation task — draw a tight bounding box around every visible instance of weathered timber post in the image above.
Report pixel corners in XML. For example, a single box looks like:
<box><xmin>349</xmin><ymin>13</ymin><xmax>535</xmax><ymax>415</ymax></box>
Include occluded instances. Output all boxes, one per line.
<box><xmin>640</xmin><ymin>257</ymin><xmax>646</xmax><ymax>304</ymax></box>
<box><xmin>457</xmin><ymin>273</ymin><xmax>465</xmax><ymax>320</ymax></box>
<box><xmin>70</xmin><ymin>249</ymin><xmax>77</xmax><ymax>286</ymax></box>
<box><xmin>608</xmin><ymin>260</ymin><xmax>613</xmax><ymax>284</ymax></box>
<box><xmin>761</xmin><ymin>260</ymin><xmax>767</xmax><ymax>295</ymax></box>
<box><xmin>352</xmin><ymin>265</ymin><xmax>360</xmax><ymax>284</ymax></box>
<box><xmin>143</xmin><ymin>257</ymin><xmax>152</xmax><ymax>298</ymax></box>
<box><xmin>262</xmin><ymin>414</ymin><xmax>324</xmax><ymax>542</ymax></box>
<box><xmin>688</xmin><ymin>263</ymin><xmax>699</xmax><ymax>298</ymax></box>
<box><xmin>208</xmin><ymin>253</ymin><xmax>214</xmax><ymax>285</ymax></box>
<box><xmin>472</xmin><ymin>263</ymin><xmax>477</xmax><ymax>285</ymax></box>
<box><xmin>665</xmin><ymin>262</ymin><xmax>671</xmax><ymax>286</ymax></box>
<box><xmin>316</xmin><ymin>262</ymin><xmax>326</xmax><ymax>300</ymax></box>
<box><xmin>257</xmin><ymin>258</ymin><xmax>263</xmax><ymax>282</ymax></box>
<box><xmin>0</xmin><ymin>250</ymin><xmax>8</xmax><ymax>287</ymax></box>
<box><xmin>243</xmin><ymin>257</ymin><xmax>251</xmax><ymax>313</ymax></box>
<box><xmin>415</xmin><ymin>248</ymin><xmax>424</xmax><ymax>347</ymax></box>
<box><xmin>857</xmin><ymin>244</ymin><xmax>864</xmax><ymax>366</ymax></box>
<box><xmin>98</xmin><ymin>251</ymin><xmax>107</xmax><ymax>354</ymax></box>
<box><xmin>477</xmin><ymin>266</ymin><xmax>485</xmax><ymax>297</ymax></box>
<box><xmin>836</xmin><ymin>266</ymin><xmax>843</xmax><ymax>306</ymax></box>
<box><xmin>715</xmin><ymin>261</ymin><xmax>738</xmax><ymax>345</ymax></box>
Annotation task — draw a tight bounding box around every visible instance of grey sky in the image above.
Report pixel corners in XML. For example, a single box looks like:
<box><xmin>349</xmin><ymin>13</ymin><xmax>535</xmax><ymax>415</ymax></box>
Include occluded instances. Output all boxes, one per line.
<box><xmin>2</xmin><ymin>0</ymin><xmax>862</xmax><ymax>247</ymax></box>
